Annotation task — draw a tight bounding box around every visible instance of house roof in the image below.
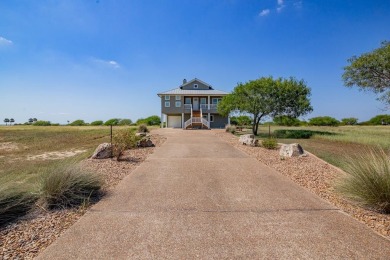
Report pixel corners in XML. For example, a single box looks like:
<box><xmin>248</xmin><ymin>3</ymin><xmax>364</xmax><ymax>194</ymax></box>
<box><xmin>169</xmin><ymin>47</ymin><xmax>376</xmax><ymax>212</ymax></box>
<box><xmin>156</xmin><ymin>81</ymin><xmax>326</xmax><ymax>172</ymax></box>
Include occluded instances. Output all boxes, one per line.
<box><xmin>157</xmin><ymin>78</ymin><xmax>229</xmax><ymax>96</ymax></box>
<box><xmin>157</xmin><ymin>88</ymin><xmax>228</xmax><ymax>96</ymax></box>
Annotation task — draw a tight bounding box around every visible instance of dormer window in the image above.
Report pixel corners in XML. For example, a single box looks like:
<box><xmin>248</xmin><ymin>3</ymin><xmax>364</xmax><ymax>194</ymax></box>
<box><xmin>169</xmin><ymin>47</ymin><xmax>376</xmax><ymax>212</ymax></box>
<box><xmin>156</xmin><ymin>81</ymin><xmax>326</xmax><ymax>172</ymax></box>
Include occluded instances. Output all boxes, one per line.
<box><xmin>194</xmin><ymin>84</ymin><xmax>198</xmax><ymax>89</ymax></box>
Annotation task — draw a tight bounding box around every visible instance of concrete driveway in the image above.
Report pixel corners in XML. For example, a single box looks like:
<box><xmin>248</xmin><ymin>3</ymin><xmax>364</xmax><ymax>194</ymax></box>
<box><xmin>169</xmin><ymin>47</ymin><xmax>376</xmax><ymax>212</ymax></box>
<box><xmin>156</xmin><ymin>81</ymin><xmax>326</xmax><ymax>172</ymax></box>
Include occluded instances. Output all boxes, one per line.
<box><xmin>38</xmin><ymin>129</ymin><xmax>390</xmax><ymax>259</ymax></box>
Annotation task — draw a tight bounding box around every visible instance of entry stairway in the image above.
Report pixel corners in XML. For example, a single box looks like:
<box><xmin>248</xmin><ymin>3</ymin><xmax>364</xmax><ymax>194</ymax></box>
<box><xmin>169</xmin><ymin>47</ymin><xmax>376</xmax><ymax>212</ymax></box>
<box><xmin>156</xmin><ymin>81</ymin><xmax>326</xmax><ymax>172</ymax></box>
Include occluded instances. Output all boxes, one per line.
<box><xmin>184</xmin><ymin>107</ymin><xmax>210</xmax><ymax>129</ymax></box>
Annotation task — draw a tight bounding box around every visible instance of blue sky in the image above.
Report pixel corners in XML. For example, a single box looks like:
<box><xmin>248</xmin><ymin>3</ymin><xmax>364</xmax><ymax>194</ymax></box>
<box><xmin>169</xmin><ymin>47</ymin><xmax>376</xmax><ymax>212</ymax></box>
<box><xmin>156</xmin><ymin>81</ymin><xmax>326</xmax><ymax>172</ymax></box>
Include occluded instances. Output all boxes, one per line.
<box><xmin>1</xmin><ymin>0</ymin><xmax>389</xmax><ymax>124</ymax></box>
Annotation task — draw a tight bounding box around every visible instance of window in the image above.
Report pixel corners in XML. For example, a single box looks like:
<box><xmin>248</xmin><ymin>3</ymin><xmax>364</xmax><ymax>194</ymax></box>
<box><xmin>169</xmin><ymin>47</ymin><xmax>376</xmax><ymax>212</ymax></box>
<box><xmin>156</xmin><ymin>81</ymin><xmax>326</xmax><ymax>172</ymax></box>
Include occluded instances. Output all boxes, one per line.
<box><xmin>185</xmin><ymin>97</ymin><xmax>191</xmax><ymax>104</ymax></box>
<box><xmin>212</xmin><ymin>98</ymin><xmax>222</xmax><ymax>104</ymax></box>
<box><xmin>210</xmin><ymin>115</ymin><xmax>214</xmax><ymax>122</ymax></box>
<box><xmin>165</xmin><ymin>101</ymin><xmax>170</xmax><ymax>107</ymax></box>
<box><xmin>165</xmin><ymin>95</ymin><xmax>170</xmax><ymax>100</ymax></box>
<box><xmin>175</xmin><ymin>95</ymin><xmax>181</xmax><ymax>100</ymax></box>
<box><xmin>175</xmin><ymin>101</ymin><xmax>181</xmax><ymax>107</ymax></box>
<box><xmin>194</xmin><ymin>84</ymin><xmax>198</xmax><ymax>88</ymax></box>
<box><xmin>200</xmin><ymin>98</ymin><xmax>207</xmax><ymax>104</ymax></box>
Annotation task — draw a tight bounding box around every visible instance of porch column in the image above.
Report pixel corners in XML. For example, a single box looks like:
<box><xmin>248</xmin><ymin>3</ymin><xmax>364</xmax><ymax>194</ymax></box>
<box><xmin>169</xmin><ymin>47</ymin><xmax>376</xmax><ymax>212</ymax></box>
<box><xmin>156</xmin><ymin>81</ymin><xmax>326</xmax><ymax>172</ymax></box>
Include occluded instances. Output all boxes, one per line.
<box><xmin>208</xmin><ymin>96</ymin><xmax>210</xmax><ymax>110</ymax></box>
<box><xmin>228</xmin><ymin>116</ymin><xmax>230</xmax><ymax>125</ymax></box>
<box><xmin>160</xmin><ymin>113</ymin><xmax>164</xmax><ymax>128</ymax></box>
<box><xmin>182</xmin><ymin>113</ymin><xmax>184</xmax><ymax>129</ymax></box>
<box><xmin>208</xmin><ymin>113</ymin><xmax>210</xmax><ymax>122</ymax></box>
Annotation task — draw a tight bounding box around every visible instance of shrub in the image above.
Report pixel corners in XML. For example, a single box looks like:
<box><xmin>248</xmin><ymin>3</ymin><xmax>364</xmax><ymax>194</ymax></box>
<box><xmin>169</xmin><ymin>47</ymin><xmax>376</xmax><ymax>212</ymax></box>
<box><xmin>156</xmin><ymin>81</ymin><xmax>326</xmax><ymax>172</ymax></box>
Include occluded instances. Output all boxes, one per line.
<box><xmin>309</xmin><ymin>116</ymin><xmax>340</xmax><ymax>126</ymax></box>
<box><xmin>90</xmin><ymin>120</ymin><xmax>104</xmax><ymax>126</ymax></box>
<box><xmin>341</xmin><ymin>117</ymin><xmax>358</xmax><ymax>125</ymax></box>
<box><xmin>137</xmin><ymin>124</ymin><xmax>149</xmax><ymax>133</ymax></box>
<box><xmin>336</xmin><ymin>148</ymin><xmax>390</xmax><ymax>213</ymax></box>
<box><xmin>69</xmin><ymin>119</ymin><xmax>86</xmax><ymax>126</ymax></box>
<box><xmin>274</xmin><ymin>129</ymin><xmax>313</xmax><ymax>139</ymax></box>
<box><xmin>39</xmin><ymin>164</ymin><xmax>103</xmax><ymax>209</ymax></box>
<box><xmin>118</xmin><ymin>119</ymin><xmax>133</xmax><ymax>126</ymax></box>
<box><xmin>51</xmin><ymin>123</ymin><xmax>60</xmax><ymax>126</ymax></box>
<box><xmin>225</xmin><ymin>124</ymin><xmax>236</xmax><ymax>134</ymax></box>
<box><xmin>137</xmin><ymin>115</ymin><xmax>161</xmax><ymax>126</ymax></box>
<box><xmin>33</xmin><ymin>120</ymin><xmax>51</xmax><ymax>126</ymax></box>
<box><xmin>273</xmin><ymin>115</ymin><xmax>301</xmax><ymax>126</ymax></box>
<box><xmin>0</xmin><ymin>186</ymin><xmax>36</xmax><ymax>226</ymax></box>
<box><xmin>104</xmin><ymin>118</ymin><xmax>120</xmax><ymax>126</ymax></box>
<box><xmin>367</xmin><ymin>114</ymin><xmax>390</xmax><ymax>125</ymax></box>
<box><xmin>230</xmin><ymin>115</ymin><xmax>252</xmax><ymax>126</ymax></box>
<box><xmin>262</xmin><ymin>138</ymin><xmax>278</xmax><ymax>149</ymax></box>
<box><xmin>113</xmin><ymin>129</ymin><xmax>140</xmax><ymax>160</ymax></box>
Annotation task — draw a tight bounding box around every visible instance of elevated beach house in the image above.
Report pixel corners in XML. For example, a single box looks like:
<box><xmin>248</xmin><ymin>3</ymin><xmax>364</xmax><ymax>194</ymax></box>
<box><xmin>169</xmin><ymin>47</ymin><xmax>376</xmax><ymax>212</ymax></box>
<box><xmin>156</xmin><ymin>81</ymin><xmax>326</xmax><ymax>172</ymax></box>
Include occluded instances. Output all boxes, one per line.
<box><xmin>157</xmin><ymin>78</ymin><xmax>229</xmax><ymax>129</ymax></box>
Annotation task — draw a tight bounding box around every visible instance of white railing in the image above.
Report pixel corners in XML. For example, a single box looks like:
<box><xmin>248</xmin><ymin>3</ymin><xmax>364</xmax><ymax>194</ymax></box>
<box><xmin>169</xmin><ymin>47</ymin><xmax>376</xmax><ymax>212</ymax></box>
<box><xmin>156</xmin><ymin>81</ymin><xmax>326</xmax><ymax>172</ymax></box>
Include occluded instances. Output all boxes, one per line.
<box><xmin>200</xmin><ymin>104</ymin><xmax>217</xmax><ymax>110</ymax></box>
<box><xmin>184</xmin><ymin>118</ymin><xmax>192</xmax><ymax>129</ymax></box>
<box><xmin>201</xmin><ymin>118</ymin><xmax>210</xmax><ymax>128</ymax></box>
<box><xmin>184</xmin><ymin>104</ymin><xmax>192</xmax><ymax>110</ymax></box>
<box><xmin>192</xmin><ymin>117</ymin><xmax>201</xmax><ymax>123</ymax></box>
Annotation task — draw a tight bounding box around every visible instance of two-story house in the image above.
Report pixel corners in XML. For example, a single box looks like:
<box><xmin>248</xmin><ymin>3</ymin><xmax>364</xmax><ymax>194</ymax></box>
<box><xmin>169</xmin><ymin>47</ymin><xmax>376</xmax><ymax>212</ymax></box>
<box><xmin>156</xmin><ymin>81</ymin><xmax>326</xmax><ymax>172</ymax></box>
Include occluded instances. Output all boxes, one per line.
<box><xmin>157</xmin><ymin>78</ymin><xmax>229</xmax><ymax>129</ymax></box>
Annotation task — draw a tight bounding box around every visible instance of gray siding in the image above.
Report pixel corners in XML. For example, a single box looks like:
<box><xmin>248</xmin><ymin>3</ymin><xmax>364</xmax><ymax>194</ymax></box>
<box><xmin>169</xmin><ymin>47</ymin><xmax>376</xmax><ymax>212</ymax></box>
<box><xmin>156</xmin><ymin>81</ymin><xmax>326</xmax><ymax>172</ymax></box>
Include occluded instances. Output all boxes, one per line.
<box><xmin>182</xmin><ymin>80</ymin><xmax>210</xmax><ymax>90</ymax></box>
<box><xmin>161</xmin><ymin>95</ymin><xmax>184</xmax><ymax>114</ymax></box>
<box><xmin>210</xmin><ymin>114</ymin><xmax>228</xmax><ymax>129</ymax></box>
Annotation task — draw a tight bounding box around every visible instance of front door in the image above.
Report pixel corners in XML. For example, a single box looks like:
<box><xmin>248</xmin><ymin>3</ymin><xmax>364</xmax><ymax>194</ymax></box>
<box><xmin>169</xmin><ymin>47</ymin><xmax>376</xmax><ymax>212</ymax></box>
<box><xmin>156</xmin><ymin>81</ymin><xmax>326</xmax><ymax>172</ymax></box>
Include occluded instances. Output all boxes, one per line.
<box><xmin>193</xmin><ymin>97</ymin><xmax>199</xmax><ymax>110</ymax></box>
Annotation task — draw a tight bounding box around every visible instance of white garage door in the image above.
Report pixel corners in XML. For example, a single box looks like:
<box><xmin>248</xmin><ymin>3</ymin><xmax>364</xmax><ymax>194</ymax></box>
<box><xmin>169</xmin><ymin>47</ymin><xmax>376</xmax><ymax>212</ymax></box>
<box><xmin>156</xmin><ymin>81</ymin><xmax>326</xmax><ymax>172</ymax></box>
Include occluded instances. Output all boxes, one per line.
<box><xmin>168</xmin><ymin>116</ymin><xmax>182</xmax><ymax>128</ymax></box>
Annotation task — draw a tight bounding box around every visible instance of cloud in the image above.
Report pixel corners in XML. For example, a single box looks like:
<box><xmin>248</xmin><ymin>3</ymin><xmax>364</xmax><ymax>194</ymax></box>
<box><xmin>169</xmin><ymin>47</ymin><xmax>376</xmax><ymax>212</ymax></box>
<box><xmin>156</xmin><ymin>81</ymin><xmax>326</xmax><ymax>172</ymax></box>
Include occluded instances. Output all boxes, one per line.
<box><xmin>92</xmin><ymin>58</ymin><xmax>120</xmax><ymax>69</ymax></box>
<box><xmin>277</xmin><ymin>0</ymin><xmax>284</xmax><ymax>5</ymax></box>
<box><xmin>276</xmin><ymin>0</ymin><xmax>285</xmax><ymax>13</ymax></box>
<box><xmin>0</xmin><ymin>36</ymin><xmax>13</xmax><ymax>46</ymax></box>
<box><xmin>259</xmin><ymin>9</ymin><xmax>270</xmax><ymax>17</ymax></box>
<box><xmin>293</xmin><ymin>1</ymin><xmax>303</xmax><ymax>9</ymax></box>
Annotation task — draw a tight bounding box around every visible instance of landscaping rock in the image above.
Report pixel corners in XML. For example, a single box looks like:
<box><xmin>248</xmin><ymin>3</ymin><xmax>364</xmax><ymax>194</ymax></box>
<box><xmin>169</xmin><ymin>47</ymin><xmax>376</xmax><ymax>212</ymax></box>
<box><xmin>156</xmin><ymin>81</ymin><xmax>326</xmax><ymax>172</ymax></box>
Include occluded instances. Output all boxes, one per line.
<box><xmin>279</xmin><ymin>143</ymin><xmax>306</xmax><ymax>157</ymax></box>
<box><xmin>91</xmin><ymin>143</ymin><xmax>112</xmax><ymax>159</ymax></box>
<box><xmin>239</xmin><ymin>134</ymin><xmax>259</xmax><ymax>147</ymax></box>
<box><xmin>137</xmin><ymin>138</ymin><xmax>155</xmax><ymax>148</ymax></box>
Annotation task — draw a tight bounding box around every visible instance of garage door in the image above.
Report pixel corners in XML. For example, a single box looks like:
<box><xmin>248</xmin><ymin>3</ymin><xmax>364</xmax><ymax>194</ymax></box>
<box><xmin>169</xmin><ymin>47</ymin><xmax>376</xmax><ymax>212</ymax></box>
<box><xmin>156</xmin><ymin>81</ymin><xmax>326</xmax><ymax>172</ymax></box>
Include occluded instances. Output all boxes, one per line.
<box><xmin>168</xmin><ymin>116</ymin><xmax>182</xmax><ymax>128</ymax></box>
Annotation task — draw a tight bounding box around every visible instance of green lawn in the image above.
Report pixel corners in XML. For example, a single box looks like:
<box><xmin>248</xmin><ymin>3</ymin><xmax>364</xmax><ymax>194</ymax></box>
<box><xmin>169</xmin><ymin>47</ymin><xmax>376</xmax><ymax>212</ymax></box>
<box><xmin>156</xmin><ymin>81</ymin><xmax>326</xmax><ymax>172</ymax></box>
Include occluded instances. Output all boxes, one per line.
<box><xmin>238</xmin><ymin>125</ymin><xmax>390</xmax><ymax>170</ymax></box>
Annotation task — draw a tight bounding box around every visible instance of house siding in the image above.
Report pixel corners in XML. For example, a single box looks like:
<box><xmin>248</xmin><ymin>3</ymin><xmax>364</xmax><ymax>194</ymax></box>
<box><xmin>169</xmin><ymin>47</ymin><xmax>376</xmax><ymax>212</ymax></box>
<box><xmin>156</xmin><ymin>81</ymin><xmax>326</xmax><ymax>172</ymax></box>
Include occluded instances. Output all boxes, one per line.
<box><xmin>161</xmin><ymin>95</ymin><xmax>184</xmax><ymax>114</ymax></box>
<box><xmin>210</xmin><ymin>114</ymin><xmax>228</xmax><ymax>128</ymax></box>
<box><xmin>181</xmin><ymin>80</ymin><xmax>210</xmax><ymax>90</ymax></box>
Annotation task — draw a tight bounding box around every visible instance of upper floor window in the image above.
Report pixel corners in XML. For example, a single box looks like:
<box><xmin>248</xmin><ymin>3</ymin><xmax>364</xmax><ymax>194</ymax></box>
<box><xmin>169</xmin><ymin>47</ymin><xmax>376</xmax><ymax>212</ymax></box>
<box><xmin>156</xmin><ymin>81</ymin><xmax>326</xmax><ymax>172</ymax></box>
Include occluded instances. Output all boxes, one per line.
<box><xmin>165</xmin><ymin>101</ymin><xmax>170</xmax><ymax>107</ymax></box>
<box><xmin>175</xmin><ymin>95</ymin><xmax>181</xmax><ymax>101</ymax></box>
<box><xmin>165</xmin><ymin>95</ymin><xmax>170</xmax><ymax>100</ymax></box>
<box><xmin>194</xmin><ymin>84</ymin><xmax>198</xmax><ymax>89</ymax></box>
<box><xmin>212</xmin><ymin>98</ymin><xmax>222</xmax><ymax>104</ymax></box>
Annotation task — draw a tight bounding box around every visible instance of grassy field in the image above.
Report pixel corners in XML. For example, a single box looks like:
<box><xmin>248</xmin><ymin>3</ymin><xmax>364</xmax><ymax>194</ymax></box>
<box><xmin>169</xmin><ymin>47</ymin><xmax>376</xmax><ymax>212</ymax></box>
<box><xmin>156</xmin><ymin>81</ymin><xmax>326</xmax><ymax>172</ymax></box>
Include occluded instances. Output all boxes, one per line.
<box><xmin>239</xmin><ymin>125</ymin><xmax>390</xmax><ymax>170</ymax></box>
<box><xmin>0</xmin><ymin>125</ymin><xmax>135</xmax><ymax>192</ymax></box>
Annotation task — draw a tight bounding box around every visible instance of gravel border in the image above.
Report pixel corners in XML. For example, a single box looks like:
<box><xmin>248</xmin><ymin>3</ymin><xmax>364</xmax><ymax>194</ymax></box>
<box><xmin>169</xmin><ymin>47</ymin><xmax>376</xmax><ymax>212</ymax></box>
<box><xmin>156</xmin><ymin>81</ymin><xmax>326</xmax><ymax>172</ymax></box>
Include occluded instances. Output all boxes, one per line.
<box><xmin>216</xmin><ymin>131</ymin><xmax>390</xmax><ymax>240</ymax></box>
<box><xmin>0</xmin><ymin>134</ymin><xmax>166</xmax><ymax>259</ymax></box>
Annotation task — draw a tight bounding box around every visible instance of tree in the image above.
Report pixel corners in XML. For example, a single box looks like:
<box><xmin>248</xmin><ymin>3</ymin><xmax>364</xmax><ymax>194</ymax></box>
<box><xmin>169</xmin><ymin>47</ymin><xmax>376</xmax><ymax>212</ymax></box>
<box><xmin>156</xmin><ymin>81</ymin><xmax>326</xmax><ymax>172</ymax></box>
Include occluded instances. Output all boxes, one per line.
<box><xmin>136</xmin><ymin>115</ymin><xmax>161</xmax><ymax>126</ymax></box>
<box><xmin>28</xmin><ymin>118</ymin><xmax>33</xmax><ymax>124</ymax></box>
<box><xmin>69</xmin><ymin>119</ymin><xmax>86</xmax><ymax>126</ymax></box>
<box><xmin>33</xmin><ymin>118</ymin><xmax>37</xmax><ymax>122</ymax></box>
<box><xmin>309</xmin><ymin>116</ymin><xmax>340</xmax><ymax>126</ymax></box>
<box><xmin>90</xmin><ymin>120</ymin><xmax>104</xmax><ymax>126</ymax></box>
<box><xmin>218</xmin><ymin>76</ymin><xmax>312</xmax><ymax>135</ymax></box>
<box><xmin>4</xmin><ymin>118</ymin><xmax>9</xmax><ymax>126</ymax></box>
<box><xmin>10</xmin><ymin>118</ymin><xmax>14</xmax><ymax>125</ymax></box>
<box><xmin>343</xmin><ymin>41</ymin><xmax>390</xmax><ymax>105</ymax></box>
<box><xmin>104</xmin><ymin>118</ymin><xmax>120</xmax><ymax>126</ymax></box>
<box><xmin>341</xmin><ymin>117</ymin><xmax>358</xmax><ymax>125</ymax></box>
<box><xmin>273</xmin><ymin>115</ymin><xmax>301</xmax><ymax>126</ymax></box>
<box><xmin>118</xmin><ymin>119</ymin><xmax>133</xmax><ymax>125</ymax></box>
<box><xmin>367</xmin><ymin>114</ymin><xmax>390</xmax><ymax>125</ymax></box>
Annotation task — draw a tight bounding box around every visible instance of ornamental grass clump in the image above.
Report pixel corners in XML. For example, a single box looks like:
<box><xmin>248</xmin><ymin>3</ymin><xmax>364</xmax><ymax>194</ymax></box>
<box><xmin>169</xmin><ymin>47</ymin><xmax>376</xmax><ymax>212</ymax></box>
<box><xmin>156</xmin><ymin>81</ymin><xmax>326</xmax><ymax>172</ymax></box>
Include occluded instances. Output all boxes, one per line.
<box><xmin>137</xmin><ymin>124</ymin><xmax>149</xmax><ymax>133</ymax></box>
<box><xmin>39</xmin><ymin>164</ymin><xmax>103</xmax><ymax>209</ymax></box>
<box><xmin>225</xmin><ymin>124</ymin><xmax>236</xmax><ymax>134</ymax></box>
<box><xmin>262</xmin><ymin>138</ymin><xmax>278</xmax><ymax>149</ymax></box>
<box><xmin>336</xmin><ymin>148</ymin><xmax>390</xmax><ymax>213</ymax></box>
<box><xmin>112</xmin><ymin>129</ymin><xmax>140</xmax><ymax>160</ymax></box>
<box><xmin>0</xmin><ymin>186</ymin><xmax>36</xmax><ymax>226</ymax></box>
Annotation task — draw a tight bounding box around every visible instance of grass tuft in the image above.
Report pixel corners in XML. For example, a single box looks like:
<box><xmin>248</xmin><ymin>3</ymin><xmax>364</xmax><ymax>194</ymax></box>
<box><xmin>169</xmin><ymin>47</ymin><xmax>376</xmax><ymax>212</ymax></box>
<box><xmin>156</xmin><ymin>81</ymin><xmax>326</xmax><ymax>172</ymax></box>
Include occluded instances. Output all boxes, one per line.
<box><xmin>0</xmin><ymin>186</ymin><xmax>36</xmax><ymax>226</ymax></box>
<box><xmin>137</xmin><ymin>124</ymin><xmax>149</xmax><ymax>133</ymax></box>
<box><xmin>225</xmin><ymin>124</ymin><xmax>236</xmax><ymax>134</ymax></box>
<box><xmin>335</xmin><ymin>147</ymin><xmax>390</xmax><ymax>213</ymax></box>
<box><xmin>39</xmin><ymin>164</ymin><xmax>103</xmax><ymax>209</ymax></box>
<box><xmin>262</xmin><ymin>138</ymin><xmax>278</xmax><ymax>149</ymax></box>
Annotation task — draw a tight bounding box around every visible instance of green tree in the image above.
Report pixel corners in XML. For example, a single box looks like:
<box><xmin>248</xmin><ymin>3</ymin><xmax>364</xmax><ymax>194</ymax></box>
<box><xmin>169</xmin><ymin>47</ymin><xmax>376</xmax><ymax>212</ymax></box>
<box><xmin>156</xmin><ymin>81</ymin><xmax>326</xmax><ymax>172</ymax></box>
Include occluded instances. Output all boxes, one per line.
<box><xmin>118</xmin><ymin>119</ymin><xmax>133</xmax><ymax>125</ymax></box>
<box><xmin>136</xmin><ymin>115</ymin><xmax>161</xmax><ymax>126</ymax></box>
<box><xmin>69</xmin><ymin>120</ymin><xmax>86</xmax><ymax>126</ymax></box>
<box><xmin>341</xmin><ymin>117</ymin><xmax>358</xmax><ymax>125</ymax></box>
<box><xmin>33</xmin><ymin>120</ymin><xmax>51</xmax><ymax>126</ymax></box>
<box><xmin>104</xmin><ymin>118</ymin><xmax>120</xmax><ymax>126</ymax></box>
<box><xmin>218</xmin><ymin>76</ymin><xmax>312</xmax><ymax>135</ymax></box>
<box><xmin>309</xmin><ymin>116</ymin><xmax>340</xmax><ymax>126</ymax></box>
<box><xmin>4</xmin><ymin>118</ymin><xmax>9</xmax><ymax>126</ymax></box>
<box><xmin>10</xmin><ymin>118</ymin><xmax>14</xmax><ymax>125</ymax></box>
<box><xmin>343</xmin><ymin>41</ymin><xmax>390</xmax><ymax>105</ymax></box>
<box><xmin>273</xmin><ymin>115</ymin><xmax>301</xmax><ymax>126</ymax></box>
<box><xmin>90</xmin><ymin>120</ymin><xmax>104</xmax><ymax>126</ymax></box>
<box><xmin>367</xmin><ymin>114</ymin><xmax>390</xmax><ymax>125</ymax></box>
<box><xmin>28</xmin><ymin>118</ymin><xmax>33</xmax><ymax>124</ymax></box>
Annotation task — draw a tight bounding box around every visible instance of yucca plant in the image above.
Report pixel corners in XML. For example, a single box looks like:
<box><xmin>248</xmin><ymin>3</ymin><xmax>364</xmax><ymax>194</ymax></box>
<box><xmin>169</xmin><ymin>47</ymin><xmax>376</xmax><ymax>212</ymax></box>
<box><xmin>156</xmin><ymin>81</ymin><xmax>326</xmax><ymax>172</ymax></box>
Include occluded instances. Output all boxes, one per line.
<box><xmin>336</xmin><ymin>148</ymin><xmax>390</xmax><ymax>213</ymax></box>
<box><xmin>39</xmin><ymin>164</ymin><xmax>103</xmax><ymax>209</ymax></box>
<box><xmin>0</xmin><ymin>186</ymin><xmax>36</xmax><ymax>226</ymax></box>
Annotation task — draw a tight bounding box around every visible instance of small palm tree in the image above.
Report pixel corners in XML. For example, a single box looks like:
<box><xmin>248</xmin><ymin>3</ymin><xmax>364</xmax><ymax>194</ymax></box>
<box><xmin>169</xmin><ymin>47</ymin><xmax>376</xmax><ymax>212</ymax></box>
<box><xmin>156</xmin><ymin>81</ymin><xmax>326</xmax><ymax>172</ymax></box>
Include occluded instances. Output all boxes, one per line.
<box><xmin>10</xmin><ymin>118</ymin><xmax>14</xmax><ymax>125</ymax></box>
<box><xmin>4</xmin><ymin>118</ymin><xmax>9</xmax><ymax>126</ymax></box>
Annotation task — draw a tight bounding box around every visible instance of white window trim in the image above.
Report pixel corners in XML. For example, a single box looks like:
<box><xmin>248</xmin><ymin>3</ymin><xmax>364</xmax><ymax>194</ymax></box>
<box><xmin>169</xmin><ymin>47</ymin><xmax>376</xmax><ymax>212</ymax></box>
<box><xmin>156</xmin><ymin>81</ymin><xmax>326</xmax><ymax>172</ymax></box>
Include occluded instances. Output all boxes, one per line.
<box><xmin>175</xmin><ymin>101</ymin><xmax>181</xmax><ymax>107</ymax></box>
<box><xmin>210</xmin><ymin>115</ymin><xmax>214</xmax><ymax>122</ymax></box>
<box><xmin>175</xmin><ymin>95</ymin><xmax>181</xmax><ymax>100</ymax></box>
<box><xmin>165</xmin><ymin>95</ymin><xmax>170</xmax><ymax>100</ymax></box>
<box><xmin>165</xmin><ymin>101</ymin><xmax>170</xmax><ymax>107</ymax></box>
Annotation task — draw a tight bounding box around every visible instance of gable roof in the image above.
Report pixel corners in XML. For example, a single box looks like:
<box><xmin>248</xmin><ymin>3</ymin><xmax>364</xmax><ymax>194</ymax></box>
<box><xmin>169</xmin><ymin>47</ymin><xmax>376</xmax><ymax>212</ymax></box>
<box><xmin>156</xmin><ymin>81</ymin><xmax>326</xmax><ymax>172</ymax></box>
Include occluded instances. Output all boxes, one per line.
<box><xmin>157</xmin><ymin>78</ymin><xmax>229</xmax><ymax>96</ymax></box>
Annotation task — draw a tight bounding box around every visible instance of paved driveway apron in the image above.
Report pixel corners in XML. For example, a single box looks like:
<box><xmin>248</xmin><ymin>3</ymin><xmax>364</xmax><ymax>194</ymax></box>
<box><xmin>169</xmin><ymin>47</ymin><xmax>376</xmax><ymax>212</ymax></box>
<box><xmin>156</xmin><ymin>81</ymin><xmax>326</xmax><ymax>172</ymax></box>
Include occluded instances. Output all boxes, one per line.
<box><xmin>38</xmin><ymin>129</ymin><xmax>390</xmax><ymax>259</ymax></box>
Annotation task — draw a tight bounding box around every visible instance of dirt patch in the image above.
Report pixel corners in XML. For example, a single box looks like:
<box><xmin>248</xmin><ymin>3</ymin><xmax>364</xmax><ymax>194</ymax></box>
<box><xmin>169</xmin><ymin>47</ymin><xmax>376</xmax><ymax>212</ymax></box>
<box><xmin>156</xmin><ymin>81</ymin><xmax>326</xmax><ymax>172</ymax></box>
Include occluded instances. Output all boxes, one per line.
<box><xmin>0</xmin><ymin>142</ymin><xmax>19</xmax><ymax>151</ymax></box>
<box><xmin>217</xmin><ymin>132</ymin><xmax>390</xmax><ymax>239</ymax></box>
<box><xmin>0</xmin><ymin>133</ymin><xmax>166</xmax><ymax>259</ymax></box>
<box><xmin>27</xmin><ymin>150</ymin><xmax>87</xmax><ymax>161</ymax></box>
